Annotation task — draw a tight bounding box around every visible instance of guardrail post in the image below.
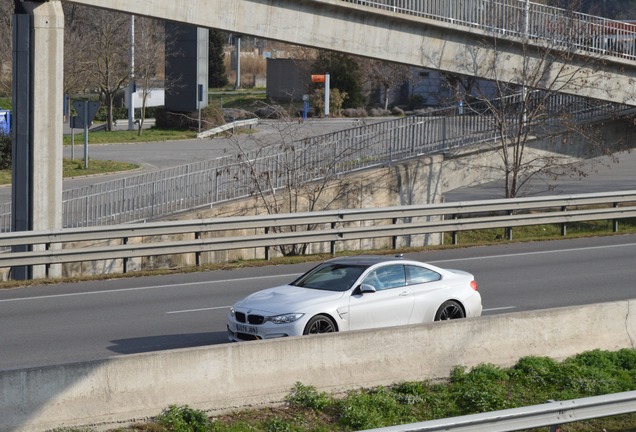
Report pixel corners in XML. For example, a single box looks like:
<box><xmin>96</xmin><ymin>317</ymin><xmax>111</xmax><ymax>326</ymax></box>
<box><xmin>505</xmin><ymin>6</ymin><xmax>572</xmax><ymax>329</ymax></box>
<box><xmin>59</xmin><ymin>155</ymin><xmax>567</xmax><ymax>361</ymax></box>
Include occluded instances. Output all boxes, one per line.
<box><xmin>123</xmin><ymin>238</ymin><xmax>129</xmax><ymax>273</ymax></box>
<box><xmin>452</xmin><ymin>214</ymin><xmax>458</xmax><ymax>245</ymax></box>
<box><xmin>561</xmin><ymin>206</ymin><xmax>567</xmax><ymax>236</ymax></box>
<box><xmin>613</xmin><ymin>202</ymin><xmax>619</xmax><ymax>232</ymax></box>
<box><xmin>548</xmin><ymin>400</ymin><xmax>561</xmax><ymax>432</ymax></box>
<box><xmin>506</xmin><ymin>211</ymin><xmax>513</xmax><ymax>240</ymax></box>
<box><xmin>195</xmin><ymin>232</ymin><xmax>202</xmax><ymax>266</ymax></box>
<box><xmin>264</xmin><ymin>227</ymin><xmax>270</xmax><ymax>260</ymax></box>
<box><xmin>330</xmin><ymin>222</ymin><xmax>337</xmax><ymax>256</ymax></box>
<box><xmin>392</xmin><ymin>218</ymin><xmax>398</xmax><ymax>249</ymax></box>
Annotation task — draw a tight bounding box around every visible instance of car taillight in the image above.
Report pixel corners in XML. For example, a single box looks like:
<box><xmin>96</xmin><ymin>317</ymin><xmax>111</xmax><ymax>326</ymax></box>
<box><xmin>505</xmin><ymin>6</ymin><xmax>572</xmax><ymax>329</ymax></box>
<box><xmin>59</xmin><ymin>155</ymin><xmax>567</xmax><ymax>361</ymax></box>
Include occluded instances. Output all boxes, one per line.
<box><xmin>470</xmin><ymin>280</ymin><xmax>478</xmax><ymax>291</ymax></box>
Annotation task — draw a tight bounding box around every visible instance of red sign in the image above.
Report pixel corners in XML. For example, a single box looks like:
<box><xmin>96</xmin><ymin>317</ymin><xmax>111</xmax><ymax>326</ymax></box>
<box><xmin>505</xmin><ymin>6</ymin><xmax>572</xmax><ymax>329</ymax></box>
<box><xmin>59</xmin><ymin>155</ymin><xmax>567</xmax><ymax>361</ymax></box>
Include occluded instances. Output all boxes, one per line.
<box><xmin>311</xmin><ymin>74</ymin><xmax>326</xmax><ymax>83</ymax></box>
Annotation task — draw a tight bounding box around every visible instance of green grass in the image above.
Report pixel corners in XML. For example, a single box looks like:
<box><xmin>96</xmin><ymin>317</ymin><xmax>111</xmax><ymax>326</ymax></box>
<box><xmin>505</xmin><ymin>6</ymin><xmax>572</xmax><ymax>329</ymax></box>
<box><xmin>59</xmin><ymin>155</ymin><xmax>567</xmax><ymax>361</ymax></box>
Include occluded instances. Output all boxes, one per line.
<box><xmin>0</xmin><ymin>158</ymin><xmax>140</xmax><ymax>185</ymax></box>
<box><xmin>444</xmin><ymin>219</ymin><xmax>636</xmax><ymax>244</ymax></box>
<box><xmin>63</xmin><ymin>128</ymin><xmax>197</xmax><ymax>145</ymax></box>
<box><xmin>209</xmin><ymin>93</ymin><xmax>268</xmax><ymax>111</ymax></box>
<box><xmin>52</xmin><ymin>349</ymin><xmax>636</xmax><ymax>432</ymax></box>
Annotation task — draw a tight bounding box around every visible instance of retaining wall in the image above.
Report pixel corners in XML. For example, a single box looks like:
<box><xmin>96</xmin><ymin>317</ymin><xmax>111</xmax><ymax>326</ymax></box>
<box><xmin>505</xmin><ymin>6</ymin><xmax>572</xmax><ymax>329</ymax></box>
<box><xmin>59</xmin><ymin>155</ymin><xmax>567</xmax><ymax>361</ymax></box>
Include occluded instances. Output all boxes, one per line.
<box><xmin>2</xmin><ymin>299</ymin><xmax>635</xmax><ymax>431</ymax></box>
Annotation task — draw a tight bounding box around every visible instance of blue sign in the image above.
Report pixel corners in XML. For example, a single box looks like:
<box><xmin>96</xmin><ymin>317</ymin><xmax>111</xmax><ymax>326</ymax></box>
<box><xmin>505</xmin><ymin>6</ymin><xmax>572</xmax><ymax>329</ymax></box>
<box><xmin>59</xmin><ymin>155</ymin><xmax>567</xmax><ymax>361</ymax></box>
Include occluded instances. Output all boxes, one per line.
<box><xmin>0</xmin><ymin>110</ymin><xmax>9</xmax><ymax>135</ymax></box>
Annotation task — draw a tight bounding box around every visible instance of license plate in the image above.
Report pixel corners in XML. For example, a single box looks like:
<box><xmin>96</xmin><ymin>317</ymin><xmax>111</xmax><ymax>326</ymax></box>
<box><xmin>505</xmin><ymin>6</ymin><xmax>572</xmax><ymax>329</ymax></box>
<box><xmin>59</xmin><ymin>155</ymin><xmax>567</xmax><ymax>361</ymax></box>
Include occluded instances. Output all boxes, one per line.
<box><xmin>236</xmin><ymin>324</ymin><xmax>258</xmax><ymax>334</ymax></box>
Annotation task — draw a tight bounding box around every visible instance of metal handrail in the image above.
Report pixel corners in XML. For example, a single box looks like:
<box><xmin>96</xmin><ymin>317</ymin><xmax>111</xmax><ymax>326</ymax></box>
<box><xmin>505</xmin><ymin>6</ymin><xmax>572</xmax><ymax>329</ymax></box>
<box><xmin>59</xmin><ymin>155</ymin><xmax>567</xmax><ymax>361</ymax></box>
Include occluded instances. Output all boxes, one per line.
<box><xmin>342</xmin><ymin>0</ymin><xmax>636</xmax><ymax>61</ymax></box>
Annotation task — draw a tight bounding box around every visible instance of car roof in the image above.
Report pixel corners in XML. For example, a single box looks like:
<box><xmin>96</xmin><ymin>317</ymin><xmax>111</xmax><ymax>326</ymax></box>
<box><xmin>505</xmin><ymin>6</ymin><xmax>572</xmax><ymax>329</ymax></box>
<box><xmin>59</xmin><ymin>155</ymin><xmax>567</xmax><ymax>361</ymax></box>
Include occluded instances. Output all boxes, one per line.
<box><xmin>326</xmin><ymin>255</ymin><xmax>406</xmax><ymax>266</ymax></box>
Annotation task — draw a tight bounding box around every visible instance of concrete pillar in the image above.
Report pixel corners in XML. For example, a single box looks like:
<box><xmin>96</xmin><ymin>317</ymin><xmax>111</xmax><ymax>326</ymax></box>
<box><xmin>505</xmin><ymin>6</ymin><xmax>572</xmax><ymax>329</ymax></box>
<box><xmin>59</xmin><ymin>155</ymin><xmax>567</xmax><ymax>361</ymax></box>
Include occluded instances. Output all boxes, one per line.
<box><xmin>27</xmin><ymin>1</ymin><xmax>64</xmax><ymax>278</ymax></box>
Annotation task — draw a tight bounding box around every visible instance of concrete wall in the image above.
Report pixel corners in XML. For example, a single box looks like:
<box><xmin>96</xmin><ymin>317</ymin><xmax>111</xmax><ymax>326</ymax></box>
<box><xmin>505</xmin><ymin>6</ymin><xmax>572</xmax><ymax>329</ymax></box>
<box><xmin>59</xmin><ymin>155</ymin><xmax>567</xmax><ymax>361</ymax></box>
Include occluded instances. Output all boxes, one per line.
<box><xmin>2</xmin><ymin>299</ymin><xmax>635</xmax><ymax>431</ymax></box>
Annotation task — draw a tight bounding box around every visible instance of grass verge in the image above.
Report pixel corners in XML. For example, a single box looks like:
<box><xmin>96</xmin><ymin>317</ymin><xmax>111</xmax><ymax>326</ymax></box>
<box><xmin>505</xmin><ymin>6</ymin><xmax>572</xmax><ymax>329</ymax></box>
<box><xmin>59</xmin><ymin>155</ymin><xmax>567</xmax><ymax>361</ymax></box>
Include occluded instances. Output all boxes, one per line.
<box><xmin>0</xmin><ymin>158</ymin><xmax>140</xmax><ymax>185</ymax></box>
<box><xmin>63</xmin><ymin>128</ymin><xmax>197</xmax><ymax>145</ymax></box>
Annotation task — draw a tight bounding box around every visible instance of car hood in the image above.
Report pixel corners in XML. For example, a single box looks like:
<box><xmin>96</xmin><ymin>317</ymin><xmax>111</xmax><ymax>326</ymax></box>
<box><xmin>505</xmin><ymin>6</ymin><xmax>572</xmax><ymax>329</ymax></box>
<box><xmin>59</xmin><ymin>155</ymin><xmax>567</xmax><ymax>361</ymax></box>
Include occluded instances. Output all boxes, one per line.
<box><xmin>233</xmin><ymin>285</ymin><xmax>346</xmax><ymax>315</ymax></box>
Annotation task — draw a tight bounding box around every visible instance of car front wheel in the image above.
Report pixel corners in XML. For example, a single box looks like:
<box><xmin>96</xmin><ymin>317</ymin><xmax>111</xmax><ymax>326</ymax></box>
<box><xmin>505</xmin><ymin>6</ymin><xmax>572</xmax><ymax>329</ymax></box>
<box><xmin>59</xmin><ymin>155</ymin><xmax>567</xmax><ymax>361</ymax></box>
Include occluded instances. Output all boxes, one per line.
<box><xmin>434</xmin><ymin>300</ymin><xmax>465</xmax><ymax>321</ymax></box>
<box><xmin>303</xmin><ymin>314</ymin><xmax>337</xmax><ymax>335</ymax></box>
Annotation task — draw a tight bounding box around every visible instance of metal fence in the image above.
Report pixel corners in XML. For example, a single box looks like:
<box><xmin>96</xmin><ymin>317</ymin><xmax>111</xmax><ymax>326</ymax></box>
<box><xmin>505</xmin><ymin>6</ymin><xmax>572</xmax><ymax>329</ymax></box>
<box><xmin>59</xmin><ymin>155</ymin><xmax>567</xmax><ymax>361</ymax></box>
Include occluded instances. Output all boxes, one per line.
<box><xmin>343</xmin><ymin>0</ymin><xmax>636</xmax><ymax>60</ymax></box>
<box><xmin>0</xmin><ymin>93</ymin><xmax>627</xmax><ymax>231</ymax></box>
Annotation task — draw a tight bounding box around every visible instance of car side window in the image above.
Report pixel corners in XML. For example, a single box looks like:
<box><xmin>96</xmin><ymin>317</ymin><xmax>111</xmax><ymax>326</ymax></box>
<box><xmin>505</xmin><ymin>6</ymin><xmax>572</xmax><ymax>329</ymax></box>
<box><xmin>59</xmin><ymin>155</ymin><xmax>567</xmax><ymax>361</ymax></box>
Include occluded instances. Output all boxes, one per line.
<box><xmin>363</xmin><ymin>265</ymin><xmax>406</xmax><ymax>290</ymax></box>
<box><xmin>406</xmin><ymin>265</ymin><xmax>441</xmax><ymax>284</ymax></box>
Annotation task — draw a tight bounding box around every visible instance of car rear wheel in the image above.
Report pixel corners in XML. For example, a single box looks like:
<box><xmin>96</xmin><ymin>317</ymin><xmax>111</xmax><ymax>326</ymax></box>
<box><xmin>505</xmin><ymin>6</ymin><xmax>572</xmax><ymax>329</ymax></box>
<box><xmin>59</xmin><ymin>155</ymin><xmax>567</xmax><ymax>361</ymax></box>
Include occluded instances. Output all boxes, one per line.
<box><xmin>303</xmin><ymin>314</ymin><xmax>337</xmax><ymax>335</ymax></box>
<box><xmin>434</xmin><ymin>300</ymin><xmax>465</xmax><ymax>321</ymax></box>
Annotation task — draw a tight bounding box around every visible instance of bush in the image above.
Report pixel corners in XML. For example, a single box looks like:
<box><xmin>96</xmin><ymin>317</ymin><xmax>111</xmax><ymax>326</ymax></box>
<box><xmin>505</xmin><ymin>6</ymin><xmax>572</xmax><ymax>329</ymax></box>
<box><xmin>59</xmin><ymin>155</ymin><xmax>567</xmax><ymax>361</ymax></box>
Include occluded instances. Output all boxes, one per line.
<box><xmin>391</xmin><ymin>106</ymin><xmax>405</xmax><ymax>116</ymax></box>
<box><xmin>342</xmin><ymin>107</ymin><xmax>368</xmax><ymax>118</ymax></box>
<box><xmin>449</xmin><ymin>364</ymin><xmax>512</xmax><ymax>413</ymax></box>
<box><xmin>155</xmin><ymin>405</ymin><xmax>211</xmax><ymax>432</ymax></box>
<box><xmin>155</xmin><ymin>106</ymin><xmax>225</xmax><ymax>131</ymax></box>
<box><xmin>285</xmin><ymin>382</ymin><xmax>331</xmax><ymax>411</ymax></box>
<box><xmin>368</xmin><ymin>108</ymin><xmax>391</xmax><ymax>117</ymax></box>
<box><xmin>0</xmin><ymin>131</ymin><xmax>11</xmax><ymax>170</ymax></box>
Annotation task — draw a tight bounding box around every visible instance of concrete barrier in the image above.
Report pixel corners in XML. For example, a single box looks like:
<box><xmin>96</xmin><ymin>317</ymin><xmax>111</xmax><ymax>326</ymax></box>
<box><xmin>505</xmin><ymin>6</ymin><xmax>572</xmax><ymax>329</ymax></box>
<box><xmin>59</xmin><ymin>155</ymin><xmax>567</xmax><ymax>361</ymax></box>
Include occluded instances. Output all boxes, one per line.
<box><xmin>2</xmin><ymin>299</ymin><xmax>635</xmax><ymax>431</ymax></box>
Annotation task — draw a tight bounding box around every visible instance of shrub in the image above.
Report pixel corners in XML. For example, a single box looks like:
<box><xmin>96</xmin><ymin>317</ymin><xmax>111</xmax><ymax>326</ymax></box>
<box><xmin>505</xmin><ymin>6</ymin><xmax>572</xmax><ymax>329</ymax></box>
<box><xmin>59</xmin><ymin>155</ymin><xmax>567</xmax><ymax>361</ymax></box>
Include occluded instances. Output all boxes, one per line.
<box><xmin>285</xmin><ymin>382</ymin><xmax>331</xmax><ymax>411</ymax></box>
<box><xmin>155</xmin><ymin>106</ymin><xmax>225</xmax><ymax>130</ymax></box>
<box><xmin>0</xmin><ymin>131</ymin><xmax>11</xmax><ymax>170</ymax></box>
<box><xmin>155</xmin><ymin>404</ymin><xmax>211</xmax><ymax>432</ymax></box>
<box><xmin>449</xmin><ymin>364</ymin><xmax>512</xmax><ymax>413</ymax></box>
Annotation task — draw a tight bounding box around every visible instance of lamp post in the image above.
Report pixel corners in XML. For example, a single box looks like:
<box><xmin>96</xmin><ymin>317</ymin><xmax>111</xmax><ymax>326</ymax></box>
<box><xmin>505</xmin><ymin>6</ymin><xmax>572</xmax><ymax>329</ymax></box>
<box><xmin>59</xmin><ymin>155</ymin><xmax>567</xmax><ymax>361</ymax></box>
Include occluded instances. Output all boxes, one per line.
<box><xmin>127</xmin><ymin>15</ymin><xmax>135</xmax><ymax>131</ymax></box>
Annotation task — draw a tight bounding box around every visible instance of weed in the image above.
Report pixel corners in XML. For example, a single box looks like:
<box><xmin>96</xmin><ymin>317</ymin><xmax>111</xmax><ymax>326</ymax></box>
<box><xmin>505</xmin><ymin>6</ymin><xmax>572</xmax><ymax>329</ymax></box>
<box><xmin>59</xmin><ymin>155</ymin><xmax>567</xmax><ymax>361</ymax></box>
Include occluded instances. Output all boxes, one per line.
<box><xmin>155</xmin><ymin>405</ymin><xmax>211</xmax><ymax>432</ymax></box>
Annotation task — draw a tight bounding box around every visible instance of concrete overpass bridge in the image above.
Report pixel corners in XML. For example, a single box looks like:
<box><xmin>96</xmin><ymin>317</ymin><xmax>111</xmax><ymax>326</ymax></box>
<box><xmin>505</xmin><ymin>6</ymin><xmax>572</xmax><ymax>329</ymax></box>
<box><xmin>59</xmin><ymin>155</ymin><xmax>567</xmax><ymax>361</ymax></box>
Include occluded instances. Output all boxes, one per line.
<box><xmin>11</xmin><ymin>0</ymin><xmax>636</xmax><ymax>278</ymax></box>
<box><xmin>62</xmin><ymin>0</ymin><xmax>636</xmax><ymax>105</ymax></box>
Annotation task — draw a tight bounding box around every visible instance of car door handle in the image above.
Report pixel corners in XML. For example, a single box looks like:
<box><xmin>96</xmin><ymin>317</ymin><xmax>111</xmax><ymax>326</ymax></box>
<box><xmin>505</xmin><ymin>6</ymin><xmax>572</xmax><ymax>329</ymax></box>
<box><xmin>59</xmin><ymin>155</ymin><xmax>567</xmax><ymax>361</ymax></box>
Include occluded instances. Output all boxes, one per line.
<box><xmin>399</xmin><ymin>291</ymin><xmax>410</xmax><ymax>296</ymax></box>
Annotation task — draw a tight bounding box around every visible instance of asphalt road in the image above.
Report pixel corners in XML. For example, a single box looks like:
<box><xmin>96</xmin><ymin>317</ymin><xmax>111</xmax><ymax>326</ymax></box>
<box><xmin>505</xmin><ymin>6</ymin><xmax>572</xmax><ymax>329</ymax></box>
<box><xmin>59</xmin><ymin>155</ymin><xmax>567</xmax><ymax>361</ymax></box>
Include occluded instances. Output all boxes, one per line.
<box><xmin>1</xmin><ymin>233</ymin><xmax>634</xmax><ymax>371</ymax></box>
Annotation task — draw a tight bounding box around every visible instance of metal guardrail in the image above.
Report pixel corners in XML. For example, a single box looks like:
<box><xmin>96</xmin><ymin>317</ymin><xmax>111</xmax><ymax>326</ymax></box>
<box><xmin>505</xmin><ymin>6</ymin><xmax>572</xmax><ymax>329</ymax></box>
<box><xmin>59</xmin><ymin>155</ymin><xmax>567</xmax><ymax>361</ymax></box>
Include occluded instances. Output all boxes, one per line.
<box><xmin>358</xmin><ymin>390</ymin><xmax>636</xmax><ymax>432</ymax></box>
<box><xmin>2</xmin><ymin>190</ymin><xmax>635</xmax><ymax>272</ymax></box>
<box><xmin>343</xmin><ymin>0</ymin><xmax>636</xmax><ymax>61</ymax></box>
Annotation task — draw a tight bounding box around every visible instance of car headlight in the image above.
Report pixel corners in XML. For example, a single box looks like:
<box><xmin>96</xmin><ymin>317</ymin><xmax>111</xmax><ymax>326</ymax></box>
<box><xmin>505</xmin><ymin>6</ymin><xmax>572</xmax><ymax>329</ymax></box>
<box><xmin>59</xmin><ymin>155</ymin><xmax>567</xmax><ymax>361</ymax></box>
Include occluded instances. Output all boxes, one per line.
<box><xmin>267</xmin><ymin>313</ymin><xmax>305</xmax><ymax>324</ymax></box>
<box><xmin>229</xmin><ymin>307</ymin><xmax>235</xmax><ymax>318</ymax></box>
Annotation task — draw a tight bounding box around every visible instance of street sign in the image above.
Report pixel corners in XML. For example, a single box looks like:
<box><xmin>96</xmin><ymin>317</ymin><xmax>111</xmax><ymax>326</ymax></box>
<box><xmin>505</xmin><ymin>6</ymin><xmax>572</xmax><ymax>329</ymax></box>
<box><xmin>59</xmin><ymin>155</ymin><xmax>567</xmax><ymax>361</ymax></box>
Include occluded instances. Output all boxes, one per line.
<box><xmin>70</xmin><ymin>100</ymin><xmax>101</xmax><ymax>170</ymax></box>
<box><xmin>71</xmin><ymin>100</ymin><xmax>100</xmax><ymax>129</ymax></box>
<box><xmin>311</xmin><ymin>74</ymin><xmax>326</xmax><ymax>83</ymax></box>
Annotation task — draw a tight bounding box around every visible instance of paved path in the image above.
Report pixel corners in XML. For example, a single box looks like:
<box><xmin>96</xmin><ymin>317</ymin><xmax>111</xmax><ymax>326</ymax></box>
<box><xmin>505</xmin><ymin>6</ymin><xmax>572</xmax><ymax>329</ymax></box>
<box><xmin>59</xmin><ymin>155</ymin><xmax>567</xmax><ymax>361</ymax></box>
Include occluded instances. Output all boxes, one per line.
<box><xmin>444</xmin><ymin>150</ymin><xmax>636</xmax><ymax>201</ymax></box>
<box><xmin>4</xmin><ymin>118</ymin><xmax>635</xmax><ymax>204</ymax></box>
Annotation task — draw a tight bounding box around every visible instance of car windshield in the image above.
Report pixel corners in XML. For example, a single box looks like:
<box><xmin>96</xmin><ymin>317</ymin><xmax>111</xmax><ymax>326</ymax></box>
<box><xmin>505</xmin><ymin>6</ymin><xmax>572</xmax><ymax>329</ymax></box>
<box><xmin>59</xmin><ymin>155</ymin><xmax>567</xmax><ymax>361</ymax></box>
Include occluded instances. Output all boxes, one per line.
<box><xmin>291</xmin><ymin>263</ymin><xmax>367</xmax><ymax>292</ymax></box>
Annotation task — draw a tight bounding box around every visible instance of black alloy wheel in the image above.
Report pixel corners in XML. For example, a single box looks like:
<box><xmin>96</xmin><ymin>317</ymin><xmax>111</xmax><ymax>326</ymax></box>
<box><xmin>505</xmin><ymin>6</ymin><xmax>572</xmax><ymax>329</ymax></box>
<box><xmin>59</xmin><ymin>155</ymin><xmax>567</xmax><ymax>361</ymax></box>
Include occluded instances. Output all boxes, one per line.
<box><xmin>434</xmin><ymin>300</ymin><xmax>465</xmax><ymax>321</ymax></box>
<box><xmin>303</xmin><ymin>314</ymin><xmax>337</xmax><ymax>335</ymax></box>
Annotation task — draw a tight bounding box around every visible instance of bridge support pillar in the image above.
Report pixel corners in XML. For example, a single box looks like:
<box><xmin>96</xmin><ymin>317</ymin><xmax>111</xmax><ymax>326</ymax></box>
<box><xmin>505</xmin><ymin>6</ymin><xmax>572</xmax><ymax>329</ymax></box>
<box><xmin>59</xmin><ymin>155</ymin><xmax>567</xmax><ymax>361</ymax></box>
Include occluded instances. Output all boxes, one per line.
<box><xmin>12</xmin><ymin>1</ymin><xmax>64</xmax><ymax>279</ymax></box>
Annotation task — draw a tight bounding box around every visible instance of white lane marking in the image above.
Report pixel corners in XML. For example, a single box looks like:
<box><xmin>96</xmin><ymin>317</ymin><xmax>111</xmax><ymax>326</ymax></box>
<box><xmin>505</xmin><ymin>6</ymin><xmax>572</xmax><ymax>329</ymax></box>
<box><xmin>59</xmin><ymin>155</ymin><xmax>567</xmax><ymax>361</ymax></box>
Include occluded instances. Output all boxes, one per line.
<box><xmin>428</xmin><ymin>242</ymin><xmax>636</xmax><ymax>265</ymax></box>
<box><xmin>3</xmin><ymin>240</ymin><xmax>635</xmax><ymax>304</ymax></box>
<box><xmin>0</xmin><ymin>273</ymin><xmax>301</xmax><ymax>303</ymax></box>
<box><xmin>483</xmin><ymin>306</ymin><xmax>517</xmax><ymax>312</ymax></box>
<box><xmin>167</xmin><ymin>306</ymin><xmax>229</xmax><ymax>314</ymax></box>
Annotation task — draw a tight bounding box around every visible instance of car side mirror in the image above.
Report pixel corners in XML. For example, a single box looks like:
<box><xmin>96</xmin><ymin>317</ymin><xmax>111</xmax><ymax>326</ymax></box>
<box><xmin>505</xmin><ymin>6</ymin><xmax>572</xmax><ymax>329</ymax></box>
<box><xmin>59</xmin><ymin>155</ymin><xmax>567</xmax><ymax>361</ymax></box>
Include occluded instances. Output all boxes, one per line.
<box><xmin>359</xmin><ymin>284</ymin><xmax>377</xmax><ymax>294</ymax></box>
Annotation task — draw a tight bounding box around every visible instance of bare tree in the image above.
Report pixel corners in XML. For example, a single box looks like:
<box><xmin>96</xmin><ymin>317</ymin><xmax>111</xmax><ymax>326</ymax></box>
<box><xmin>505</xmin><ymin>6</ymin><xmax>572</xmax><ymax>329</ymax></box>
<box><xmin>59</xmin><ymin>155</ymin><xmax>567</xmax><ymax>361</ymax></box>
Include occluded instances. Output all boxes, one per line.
<box><xmin>227</xmin><ymin>108</ymin><xmax>361</xmax><ymax>256</ymax></box>
<box><xmin>0</xmin><ymin>0</ymin><xmax>13</xmax><ymax>98</ymax></box>
<box><xmin>363</xmin><ymin>59</ymin><xmax>410</xmax><ymax>110</ymax></box>
<box><xmin>62</xmin><ymin>4</ymin><xmax>92</xmax><ymax>99</ymax></box>
<box><xmin>68</xmin><ymin>7</ymin><xmax>130</xmax><ymax>131</ymax></box>
<box><xmin>133</xmin><ymin>16</ymin><xmax>165</xmax><ymax>135</ymax></box>
<box><xmin>446</xmin><ymin>0</ymin><xmax>631</xmax><ymax>198</ymax></box>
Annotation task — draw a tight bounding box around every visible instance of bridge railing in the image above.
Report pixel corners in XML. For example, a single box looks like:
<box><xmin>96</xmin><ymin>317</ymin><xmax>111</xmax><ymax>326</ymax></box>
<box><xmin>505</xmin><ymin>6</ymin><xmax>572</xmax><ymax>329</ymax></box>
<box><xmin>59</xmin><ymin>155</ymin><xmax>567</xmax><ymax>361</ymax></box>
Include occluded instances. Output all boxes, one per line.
<box><xmin>1</xmin><ymin>190</ymin><xmax>635</xmax><ymax>274</ymax></box>
<box><xmin>344</xmin><ymin>0</ymin><xmax>636</xmax><ymax>60</ymax></box>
